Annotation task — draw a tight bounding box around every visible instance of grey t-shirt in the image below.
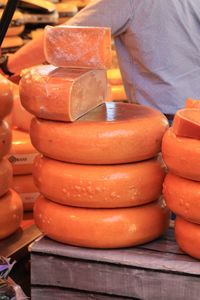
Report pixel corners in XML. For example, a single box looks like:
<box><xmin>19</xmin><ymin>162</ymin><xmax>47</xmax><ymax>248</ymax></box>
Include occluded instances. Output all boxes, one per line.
<box><xmin>67</xmin><ymin>0</ymin><xmax>200</xmax><ymax>114</ymax></box>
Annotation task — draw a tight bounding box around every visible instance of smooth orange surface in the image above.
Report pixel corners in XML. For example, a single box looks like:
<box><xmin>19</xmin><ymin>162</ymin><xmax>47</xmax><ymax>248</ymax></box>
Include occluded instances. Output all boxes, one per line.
<box><xmin>111</xmin><ymin>85</ymin><xmax>127</xmax><ymax>101</ymax></box>
<box><xmin>20</xmin><ymin>65</ymin><xmax>107</xmax><ymax>121</ymax></box>
<box><xmin>0</xmin><ymin>121</ymin><xmax>12</xmax><ymax>159</ymax></box>
<box><xmin>172</xmin><ymin>108</ymin><xmax>200</xmax><ymax>139</ymax></box>
<box><xmin>163</xmin><ymin>172</ymin><xmax>200</xmax><ymax>224</ymax></box>
<box><xmin>0</xmin><ymin>189</ymin><xmax>23</xmax><ymax>240</ymax></box>
<box><xmin>0</xmin><ymin>158</ymin><xmax>13</xmax><ymax>197</ymax></box>
<box><xmin>33</xmin><ymin>155</ymin><xmax>165</xmax><ymax>208</ymax></box>
<box><xmin>175</xmin><ymin>216</ymin><xmax>200</xmax><ymax>260</ymax></box>
<box><xmin>30</xmin><ymin>102</ymin><xmax>169</xmax><ymax>165</ymax></box>
<box><xmin>107</xmin><ymin>68</ymin><xmax>122</xmax><ymax>85</ymax></box>
<box><xmin>8</xmin><ymin>130</ymin><xmax>38</xmax><ymax>175</ymax></box>
<box><xmin>162</xmin><ymin>128</ymin><xmax>200</xmax><ymax>181</ymax></box>
<box><xmin>34</xmin><ymin>196</ymin><xmax>170</xmax><ymax>248</ymax></box>
<box><xmin>0</xmin><ymin>74</ymin><xmax>13</xmax><ymax>120</ymax></box>
<box><xmin>44</xmin><ymin>25</ymin><xmax>112</xmax><ymax>69</ymax></box>
<box><xmin>185</xmin><ymin>98</ymin><xmax>200</xmax><ymax>108</ymax></box>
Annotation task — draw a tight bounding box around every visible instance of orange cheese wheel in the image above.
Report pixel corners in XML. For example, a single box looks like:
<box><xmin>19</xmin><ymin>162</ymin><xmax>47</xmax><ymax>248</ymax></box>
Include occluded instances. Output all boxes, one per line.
<box><xmin>30</xmin><ymin>102</ymin><xmax>169</xmax><ymax>165</ymax></box>
<box><xmin>111</xmin><ymin>84</ymin><xmax>127</xmax><ymax>101</ymax></box>
<box><xmin>8</xmin><ymin>130</ymin><xmax>38</xmax><ymax>175</ymax></box>
<box><xmin>34</xmin><ymin>196</ymin><xmax>170</xmax><ymax>248</ymax></box>
<box><xmin>163</xmin><ymin>172</ymin><xmax>200</xmax><ymax>224</ymax></box>
<box><xmin>0</xmin><ymin>74</ymin><xmax>13</xmax><ymax>120</ymax></box>
<box><xmin>0</xmin><ymin>121</ymin><xmax>12</xmax><ymax>159</ymax></box>
<box><xmin>162</xmin><ymin>128</ymin><xmax>200</xmax><ymax>181</ymax></box>
<box><xmin>12</xmin><ymin>175</ymin><xmax>39</xmax><ymax>211</ymax></box>
<box><xmin>33</xmin><ymin>155</ymin><xmax>165</xmax><ymax>208</ymax></box>
<box><xmin>185</xmin><ymin>98</ymin><xmax>200</xmax><ymax>108</ymax></box>
<box><xmin>107</xmin><ymin>68</ymin><xmax>122</xmax><ymax>85</ymax></box>
<box><xmin>0</xmin><ymin>158</ymin><xmax>13</xmax><ymax>197</ymax></box>
<box><xmin>0</xmin><ymin>189</ymin><xmax>23</xmax><ymax>240</ymax></box>
<box><xmin>0</xmin><ymin>10</ymin><xmax>25</xmax><ymax>37</ymax></box>
<box><xmin>175</xmin><ymin>216</ymin><xmax>200</xmax><ymax>260</ymax></box>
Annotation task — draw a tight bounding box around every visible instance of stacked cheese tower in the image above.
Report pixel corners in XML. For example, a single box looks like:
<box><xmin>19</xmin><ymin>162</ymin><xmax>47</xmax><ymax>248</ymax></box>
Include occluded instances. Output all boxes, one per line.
<box><xmin>20</xmin><ymin>25</ymin><xmax>170</xmax><ymax>248</ymax></box>
<box><xmin>162</xmin><ymin>100</ymin><xmax>200</xmax><ymax>259</ymax></box>
<box><xmin>0</xmin><ymin>74</ymin><xmax>23</xmax><ymax>240</ymax></box>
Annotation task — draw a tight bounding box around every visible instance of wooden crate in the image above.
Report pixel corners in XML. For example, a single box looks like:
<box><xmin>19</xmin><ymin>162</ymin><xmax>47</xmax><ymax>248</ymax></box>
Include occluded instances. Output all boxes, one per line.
<box><xmin>30</xmin><ymin>228</ymin><xmax>200</xmax><ymax>300</ymax></box>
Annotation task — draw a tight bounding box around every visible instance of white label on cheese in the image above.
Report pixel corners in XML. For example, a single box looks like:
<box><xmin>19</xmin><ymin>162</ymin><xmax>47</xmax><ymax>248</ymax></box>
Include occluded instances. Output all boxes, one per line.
<box><xmin>20</xmin><ymin>192</ymin><xmax>40</xmax><ymax>203</ymax></box>
<box><xmin>7</xmin><ymin>153</ymin><xmax>38</xmax><ymax>165</ymax></box>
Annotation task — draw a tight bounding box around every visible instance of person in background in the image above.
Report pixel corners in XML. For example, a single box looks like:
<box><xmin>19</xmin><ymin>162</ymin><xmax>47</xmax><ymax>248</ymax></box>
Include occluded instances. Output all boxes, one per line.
<box><xmin>2</xmin><ymin>0</ymin><xmax>200</xmax><ymax>117</ymax></box>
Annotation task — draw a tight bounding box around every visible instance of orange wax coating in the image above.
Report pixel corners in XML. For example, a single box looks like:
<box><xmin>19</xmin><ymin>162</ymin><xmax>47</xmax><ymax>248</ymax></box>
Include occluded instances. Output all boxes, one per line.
<box><xmin>0</xmin><ymin>121</ymin><xmax>12</xmax><ymax>159</ymax></box>
<box><xmin>111</xmin><ymin>85</ymin><xmax>127</xmax><ymax>101</ymax></box>
<box><xmin>172</xmin><ymin>108</ymin><xmax>200</xmax><ymax>140</ymax></box>
<box><xmin>0</xmin><ymin>158</ymin><xmax>12</xmax><ymax>197</ymax></box>
<box><xmin>185</xmin><ymin>98</ymin><xmax>200</xmax><ymax>108</ymax></box>
<box><xmin>162</xmin><ymin>128</ymin><xmax>200</xmax><ymax>181</ymax></box>
<box><xmin>0</xmin><ymin>189</ymin><xmax>23</xmax><ymax>240</ymax></box>
<box><xmin>30</xmin><ymin>102</ymin><xmax>169</xmax><ymax>165</ymax></box>
<box><xmin>19</xmin><ymin>65</ymin><xmax>107</xmax><ymax>122</ymax></box>
<box><xmin>163</xmin><ymin>172</ymin><xmax>200</xmax><ymax>224</ymax></box>
<box><xmin>107</xmin><ymin>68</ymin><xmax>122</xmax><ymax>85</ymax></box>
<box><xmin>175</xmin><ymin>216</ymin><xmax>200</xmax><ymax>260</ymax></box>
<box><xmin>44</xmin><ymin>25</ymin><xmax>112</xmax><ymax>69</ymax></box>
<box><xmin>34</xmin><ymin>196</ymin><xmax>170</xmax><ymax>248</ymax></box>
<box><xmin>0</xmin><ymin>74</ymin><xmax>13</xmax><ymax>120</ymax></box>
<box><xmin>33</xmin><ymin>155</ymin><xmax>165</xmax><ymax>208</ymax></box>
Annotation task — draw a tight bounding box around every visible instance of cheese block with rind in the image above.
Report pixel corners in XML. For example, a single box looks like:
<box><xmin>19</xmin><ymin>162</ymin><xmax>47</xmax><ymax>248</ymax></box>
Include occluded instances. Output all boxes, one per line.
<box><xmin>0</xmin><ymin>158</ymin><xmax>13</xmax><ymax>197</ymax></box>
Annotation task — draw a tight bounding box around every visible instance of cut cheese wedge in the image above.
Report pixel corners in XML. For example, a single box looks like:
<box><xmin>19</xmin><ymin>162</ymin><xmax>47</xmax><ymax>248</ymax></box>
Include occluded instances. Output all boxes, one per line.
<box><xmin>172</xmin><ymin>108</ymin><xmax>200</xmax><ymax>140</ymax></box>
<box><xmin>0</xmin><ymin>189</ymin><xmax>23</xmax><ymax>240</ymax></box>
<box><xmin>0</xmin><ymin>121</ymin><xmax>12</xmax><ymax>159</ymax></box>
<box><xmin>8</xmin><ymin>130</ymin><xmax>38</xmax><ymax>175</ymax></box>
<box><xmin>163</xmin><ymin>172</ymin><xmax>200</xmax><ymax>224</ymax></box>
<box><xmin>44</xmin><ymin>25</ymin><xmax>112</xmax><ymax>69</ymax></box>
<box><xmin>107</xmin><ymin>68</ymin><xmax>122</xmax><ymax>85</ymax></box>
<box><xmin>34</xmin><ymin>196</ymin><xmax>170</xmax><ymax>248</ymax></box>
<box><xmin>175</xmin><ymin>216</ymin><xmax>200</xmax><ymax>260</ymax></box>
<box><xmin>162</xmin><ymin>128</ymin><xmax>200</xmax><ymax>181</ymax></box>
<box><xmin>30</xmin><ymin>102</ymin><xmax>169</xmax><ymax>164</ymax></box>
<box><xmin>33</xmin><ymin>155</ymin><xmax>165</xmax><ymax>208</ymax></box>
<box><xmin>0</xmin><ymin>158</ymin><xmax>13</xmax><ymax>197</ymax></box>
<box><xmin>111</xmin><ymin>85</ymin><xmax>127</xmax><ymax>101</ymax></box>
<box><xmin>12</xmin><ymin>175</ymin><xmax>39</xmax><ymax>211</ymax></box>
<box><xmin>20</xmin><ymin>65</ymin><xmax>107</xmax><ymax>121</ymax></box>
<box><xmin>0</xmin><ymin>74</ymin><xmax>13</xmax><ymax>120</ymax></box>
<box><xmin>185</xmin><ymin>98</ymin><xmax>200</xmax><ymax>109</ymax></box>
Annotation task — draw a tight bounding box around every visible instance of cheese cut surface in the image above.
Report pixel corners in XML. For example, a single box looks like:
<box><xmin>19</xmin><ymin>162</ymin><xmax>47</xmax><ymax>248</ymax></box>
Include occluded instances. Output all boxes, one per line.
<box><xmin>20</xmin><ymin>65</ymin><xmax>107</xmax><ymax>121</ymax></box>
<box><xmin>107</xmin><ymin>69</ymin><xmax>122</xmax><ymax>85</ymax></box>
<box><xmin>8</xmin><ymin>130</ymin><xmax>38</xmax><ymax>175</ymax></box>
<box><xmin>0</xmin><ymin>189</ymin><xmax>23</xmax><ymax>240</ymax></box>
<box><xmin>185</xmin><ymin>98</ymin><xmax>200</xmax><ymax>108</ymax></box>
<box><xmin>162</xmin><ymin>128</ymin><xmax>200</xmax><ymax>181</ymax></box>
<box><xmin>30</xmin><ymin>102</ymin><xmax>169</xmax><ymax>165</ymax></box>
<box><xmin>0</xmin><ymin>74</ymin><xmax>13</xmax><ymax>120</ymax></box>
<box><xmin>172</xmin><ymin>108</ymin><xmax>200</xmax><ymax>140</ymax></box>
<box><xmin>0</xmin><ymin>158</ymin><xmax>13</xmax><ymax>197</ymax></box>
<box><xmin>163</xmin><ymin>172</ymin><xmax>200</xmax><ymax>224</ymax></box>
<box><xmin>175</xmin><ymin>216</ymin><xmax>200</xmax><ymax>260</ymax></box>
<box><xmin>33</xmin><ymin>155</ymin><xmax>165</xmax><ymax>208</ymax></box>
<box><xmin>44</xmin><ymin>25</ymin><xmax>112</xmax><ymax>69</ymax></box>
<box><xmin>111</xmin><ymin>85</ymin><xmax>127</xmax><ymax>101</ymax></box>
<box><xmin>12</xmin><ymin>175</ymin><xmax>39</xmax><ymax>211</ymax></box>
<box><xmin>0</xmin><ymin>121</ymin><xmax>12</xmax><ymax>159</ymax></box>
<box><xmin>34</xmin><ymin>196</ymin><xmax>170</xmax><ymax>248</ymax></box>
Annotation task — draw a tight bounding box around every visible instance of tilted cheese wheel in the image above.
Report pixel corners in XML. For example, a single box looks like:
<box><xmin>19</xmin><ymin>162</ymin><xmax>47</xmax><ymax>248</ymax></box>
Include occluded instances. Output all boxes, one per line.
<box><xmin>162</xmin><ymin>128</ymin><xmax>200</xmax><ymax>181</ymax></box>
<box><xmin>33</xmin><ymin>155</ymin><xmax>165</xmax><ymax>208</ymax></box>
<box><xmin>30</xmin><ymin>102</ymin><xmax>169</xmax><ymax>164</ymax></box>
<box><xmin>111</xmin><ymin>85</ymin><xmax>127</xmax><ymax>101</ymax></box>
<box><xmin>8</xmin><ymin>130</ymin><xmax>38</xmax><ymax>175</ymax></box>
<box><xmin>0</xmin><ymin>189</ymin><xmax>23</xmax><ymax>240</ymax></box>
<box><xmin>175</xmin><ymin>216</ymin><xmax>200</xmax><ymax>260</ymax></box>
<box><xmin>163</xmin><ymin>172</ymin><xmax>200</xmax><ymax>224</ymax></box>
<box><xmin>34</xmin><ymin>196</ymin><xmax>170</xmax><ymax>248</ymax></box>
<box><xmin>0</xmin><ymin>158</ymin><xmax>13</xmax><ymax>197</ymax></box>
<box><xmin>44</xmin><ymin>25</ymin><xmax>112</xmax><ymax>69</ymax></box>
<box><xmin>185</xmin><ymin>98</ymin><xmax>200</xmax><ymax>108</ymax></box>
<box><xmin>0</xmin><ymin>74</ymin><xmax>13</xmax><ymax>120</ymax></box>
<box><xmin>0</xmin><ymin>121</ymin><xmax>12</xmax><ymax>159</ymax></box>
<box><xmin>20</xmin><ymin>65</ymin><xmax>107</xmax><ymax>122</ymax></box>
<box><xmin>107</xmin><ymin>69</ymin><xmax>122</xmax><ymax>85</ymax></box>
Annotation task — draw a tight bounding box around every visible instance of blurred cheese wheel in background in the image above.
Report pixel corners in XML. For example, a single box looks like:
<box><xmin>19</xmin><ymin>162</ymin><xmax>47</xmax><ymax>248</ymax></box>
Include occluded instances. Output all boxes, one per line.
<box><xmin>107</xmin><ymin>68</ymin><xmax>122</xmax><ymax>85</ymax></box>
<box><xmin>0</xmin><ymin>10</ymin><xmax>25</xmax><ymax>37</ymax></box>
<box><xmin>175</xmin><ymin>216</ymin><xmax>200</xmax><ymax>260</ymax></box>
<box><xmin>1</xmin><ymin>36</ymin><xmax>24</xmax><ymax>54</ymax></box>
<box><xmin>55</xmin><ymin>2</ymin><xmax>77</xmax><ymax>24</ymax></box>
<box><xmin>163</xmin><ymin>172</ymin><xmax>200</xmax><ymax>224</ymax></box>
<box><xmin>162</xmin><ymin>128</ymin><xmax>200</xmax><ymax>181</ymax></box>
<box><xmin>0</xmin><ymin>121</ymin><xmax>12</xmax><ymax>159</ymax></box>
<box><xmin>0</xmin><ymin>189</ymin><xmax>23</xmax><ymax>240</ymax></box>
<box><xmin>0</xmin><ymin>158</ymin><xmax>12</xmax><ymax>197</ymax></box>
<box><xmin>185</xmin><ymin>98</ymin><xmax>200</xmax><ymax>108</ymax></box>
<box><xmin>12</xmin><ymin>175</ymin><xmax>39</xmax><ymax>211</ymax></box>
<box><xmin>8</xmin><ymin>130</ymin><xmax>38</xmax><ymax>175</ymax></box>
<box><xmin>30</xmin><ymin>102</ymin><xmax>169</xmax><ymax>165</ymax></box>
<box><xmin>34</xmin><ymin>196</ymin><xmax>170</xmax><ymax>248</ymax></box>
<box><xmin>111</xmin><ymin>85</ymin><xmax>127</xmax><ymax>101</ymax></box>
<box><xmin>33</xmin><ymin>155</ymin><xmax>165</xmax><ymax>208</ymax></box>
<box><xmin>0</xmin><ymin>74</ymin><xmax>13</xmax><ymax>120</ymax></box>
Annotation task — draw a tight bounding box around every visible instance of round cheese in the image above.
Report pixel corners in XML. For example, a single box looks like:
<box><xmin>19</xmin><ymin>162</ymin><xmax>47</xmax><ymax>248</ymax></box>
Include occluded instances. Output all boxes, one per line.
<box><xmin>33</xmin><ymin>155</ymin><xmax>165</xmax><ymax>208</ymax></box>
<box><xmin>30</xmin><ymin>102</ymin><xmax>169</xmax><ymax>165</ymax></box>
<box><xmin>34</xmin><ymin>196</ymin><xmax>170</xmax><ymax>248</ymax></box>
<box><xmin>0</xmin><ymin>121</ymin><xmax>12</xmax><ymax>159</ymax></box>
<box><xmin>0</xmin><ymin>158</ymin><xmax>13</xmax><ymax>197</ymax></box>
<box><xmin>0</xmin><ymin>74</ymin><xmax>13</xmax><ymax>120</ymax></box>
<box><xmin>0</xmin><ymin>189</ymin><xmax>23</xmax><ymax>240</ymax></box>
<box><xmin>162</xmin><ymin>128</ymin><xmax>200</xmax><ymax>181</ymax></box>
<box><xmin>175</xmin><ymin>216</ymin><xmax>200</xmax><ymax>260</ymax></box>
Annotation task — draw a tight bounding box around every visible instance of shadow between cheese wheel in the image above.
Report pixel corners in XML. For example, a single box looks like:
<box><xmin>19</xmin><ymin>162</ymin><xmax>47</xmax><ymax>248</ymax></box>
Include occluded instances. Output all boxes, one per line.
<box><xmin>34</xmin><ymin>196</ymin><xmax>170</xmax><ymax>248</ymax></box>
<box><xmin>30</xmin><ymin>102</ymin><xmax>169</xmax><ymax>164</ymax></box>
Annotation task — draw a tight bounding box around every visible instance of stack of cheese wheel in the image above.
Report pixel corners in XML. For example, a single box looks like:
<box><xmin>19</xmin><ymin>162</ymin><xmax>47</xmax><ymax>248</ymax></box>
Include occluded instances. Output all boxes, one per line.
<box><xmin>162</xmin><ymin>100</ymin><xmax>200</xmax><ymax>259</ymax></box>
<box><xmin>19</xmin><ymin>25</ymin><xmax>170</xmax><ymax>248</ymax></box>
<box><xmin>107</xmin><ymin>68</ymin><xmax>127</xmax><ymax>101</ymax></box>
<box><xmin>0</xmin><ymin>74</ymin><xmax>23</xmax><ymax>240</ymax></box>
